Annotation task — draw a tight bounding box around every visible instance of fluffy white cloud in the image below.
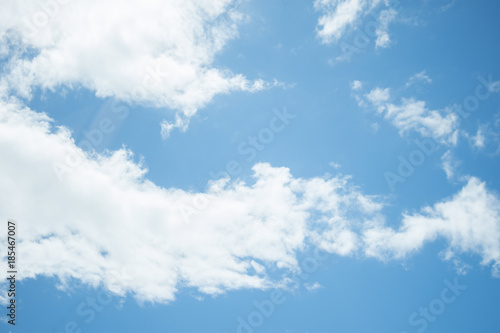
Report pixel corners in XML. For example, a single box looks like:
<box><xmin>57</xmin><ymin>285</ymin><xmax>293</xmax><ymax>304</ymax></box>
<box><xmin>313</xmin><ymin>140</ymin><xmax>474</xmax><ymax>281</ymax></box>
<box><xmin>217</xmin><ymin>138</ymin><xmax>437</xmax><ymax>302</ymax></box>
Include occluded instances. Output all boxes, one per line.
<box><xmin>315</xmin><ymin>0</ymin><xmax>368</xmax><ymax>43</ymax></box>
<box><xmin>383</xmin><ymin>98</ymin><xmax>459</xmax><ymax>144</ymax></box>
<box><xmin>366</xmin><ymin>87</ymin><xmax>390</xmax><ymax>105</ymax></box>
<box><xmin>314</xmin><ymin>0</ymin><xmax>397</xmax><ymax>46</ymax></box>
<box><xmin>363</xmin><ymin>177</ymin><xmax>500</xmax><ymax>277</ymax></box>
<box><xmin>0</xmin><ymin>96</ymin><xmax>380</xmax><ymax>303</ymax></box>
<box><xmin>355</xmin><ymin>84</ymin><xmax>459</xmax><ymax>144</ymax></box>
<box><xmin>353</xmin><ymin>75</ymin><xmax>500</xmax><ymax>148</ymax></box>
<box><xmin>0</xmin><ymin>0</ymin><xmax>273</xmax><ymax>133</ymax></box>
<box><xmin>1</xmin><ymin>95</ymin><xmax>499</xmax><ymax>303</ymax></box>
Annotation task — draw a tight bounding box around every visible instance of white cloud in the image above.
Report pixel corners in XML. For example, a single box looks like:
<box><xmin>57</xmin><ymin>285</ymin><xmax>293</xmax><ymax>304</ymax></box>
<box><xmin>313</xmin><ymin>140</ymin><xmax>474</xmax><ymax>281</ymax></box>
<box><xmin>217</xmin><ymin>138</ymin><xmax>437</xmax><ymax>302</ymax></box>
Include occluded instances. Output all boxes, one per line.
<box><xmin>314</xmin><ymin>0</ymin><xmax>367</xmax><ymax>44</ymax></box>
<box><xmin>365</xmin><ymin>87</ymin><xmax>390</xmax><ymax>106</ymax></box>
<box><xmin>160</xmin><ymin>114</ymin><xmax>190</xmax><ymax>139</ymax></box>
<box><xmin>471</xmin><ymin>127</ymin><xmax>486</xmax><ymax>149</ymax></box>
<box><xmin>1</xmin><ymin>95</ymin><xmax>499</xmax><ymax>303</ymax></box>
<box><xmin>363</xmin><ymin>177</ymin><xmax>500</xmax><ymax>277</ymax></box>
<box><xmin>406</xmin><ymin>71</ymin><xmax>432</xmax><ymax>87</ymax></box>
<box><xmin>0</xmin><ymin>0</ymin><xmax>274</xmax><ymax>134</ymax></box>
<box><xmin>314</xmin><ymin>0</ymin><xmax>397</xmax><ymax>47</ymax></box>
<box><xmin>0</xmin><ymin>96</ymin><xmax>381</xmax><ymax>303</ymax></box>
<box><xmin>351</xmin><ymin>80</ymin><xmax>363</xmax><ymax>91</ymax></box>
<box><xmin>462</xmin><ymin>122</ymin><xmax>500</xmax><ymax>153</ymax></box>
<box><xmin>353</xmin><ymin>74</ymin><xmax>500</xmax><ymax>148</ymax></box>
<box><xmin>385</xmin><ymin>99</ymin><xmax>459</xmax><ymax>144</ymax></box>
<box><xmin>375</xmin><ymin>8</ymin><xmax>397</xmax><ymax>48</ymax></box>
<box><xmin>358</xmin><ymin>85</ymin><xmax>459</xmax><ymax>144</ymax></box>
<box><xmin>329</xmin><ymin>161</ymin><xmax>342</xmax><ymax>169</ymax></box>
<box><xmin>441</xmin><ymin>150</ymin><xmax>460</xmax><ymax>180</ymax></box>
<box><xmin>304</xmin><ymin>282</ymin><xmax>323</xmax><ymax>292</ymax></box>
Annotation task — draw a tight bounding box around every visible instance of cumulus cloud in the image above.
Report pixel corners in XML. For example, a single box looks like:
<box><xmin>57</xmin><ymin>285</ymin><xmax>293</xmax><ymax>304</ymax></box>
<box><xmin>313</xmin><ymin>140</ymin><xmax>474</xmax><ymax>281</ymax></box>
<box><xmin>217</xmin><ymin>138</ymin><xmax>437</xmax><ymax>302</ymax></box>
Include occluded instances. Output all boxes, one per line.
<box><xmin>353</xmin><ymin>75</ymin><xmax>500</xmax><ymax>148</ymax></box>
<box><xmin>1</xmin><ymin>95</ymin><xmax>500</xmax><ymax>303</ymax></box>
<box><xmin>0</xmin><ymin>0</ymin><xmax>274</xmax><ymax>134</ymax></box>
<box><xmin>354</xmin><ymin>83</ymin><xmax>459</xmax><ymax>145</ymax></box>
<box><xmin>365</xmin><ymin>87</ymin><xmax>390</xmax><ymax>105</ymax></box>
<box><xmin>363</xmin><ymin>177</ymin><xmax>500</xmax><ymax>277</ymax></box>
<box><xmin>314</xmin><ymin>0</ymin><xmax>368</xmax><ymax>44</ymax></box>
<box><xmin>0</xmin><ymin>96</ymin><xmax>381</xmax><ymax>303</ymax></box>
<box><xmin>383</xmin><ymin>98</ymin><xmax>459</xmax><ymax>144</ymax></box>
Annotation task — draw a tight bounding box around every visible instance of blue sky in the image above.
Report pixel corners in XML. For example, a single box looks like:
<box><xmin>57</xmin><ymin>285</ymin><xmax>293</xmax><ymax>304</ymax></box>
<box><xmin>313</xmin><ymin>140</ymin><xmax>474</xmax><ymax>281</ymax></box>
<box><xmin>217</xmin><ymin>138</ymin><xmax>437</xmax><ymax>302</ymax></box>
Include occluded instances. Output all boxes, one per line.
<box><xmin>1</xmin><ymin>0</ymin><xmax>500</xmax><ymax>332</ymax></box>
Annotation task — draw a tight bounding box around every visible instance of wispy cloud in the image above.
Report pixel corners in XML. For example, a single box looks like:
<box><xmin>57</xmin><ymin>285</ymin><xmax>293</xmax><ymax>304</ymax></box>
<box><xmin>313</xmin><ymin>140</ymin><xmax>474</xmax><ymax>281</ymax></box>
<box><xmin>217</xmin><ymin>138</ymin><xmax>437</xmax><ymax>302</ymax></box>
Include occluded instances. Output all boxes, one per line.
<box><xmin>441</xmin><ymin>150</ymin><xmax>460</xmax><ymax>180</ymax></box>
<box><xmin>304</xmin><ymin>282</ymin><xmax>323</xmax><ymax>292</ymax></box>
<box><xmin>406</xmin><ymin>71</ymin><xmax>432</xmax><ymax>87</ymax></box>
<box><xmin>375</xmin><ymin>8</ymin><xmax>397</xmax><ymax>48</ymax></box>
